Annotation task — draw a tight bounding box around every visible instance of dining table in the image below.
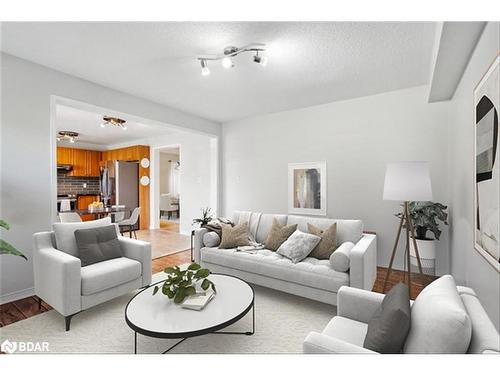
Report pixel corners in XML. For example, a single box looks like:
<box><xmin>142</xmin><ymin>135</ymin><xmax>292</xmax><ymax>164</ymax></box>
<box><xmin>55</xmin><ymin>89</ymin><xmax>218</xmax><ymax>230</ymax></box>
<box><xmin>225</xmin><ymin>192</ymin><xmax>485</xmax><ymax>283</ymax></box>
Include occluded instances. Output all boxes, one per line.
<box><xmin>74</xmin><ymin>206</ymin><xmax>132</xmax><ymax>222</ymax></box>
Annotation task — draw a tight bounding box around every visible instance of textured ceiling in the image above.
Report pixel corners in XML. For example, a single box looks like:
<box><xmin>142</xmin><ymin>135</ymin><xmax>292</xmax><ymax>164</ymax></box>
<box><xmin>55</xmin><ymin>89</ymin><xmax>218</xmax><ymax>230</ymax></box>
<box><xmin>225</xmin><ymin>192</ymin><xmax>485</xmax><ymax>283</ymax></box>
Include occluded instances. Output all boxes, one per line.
<box><xmin>56</xmin><ymin>105</ymin><xmax>170</xmax><ymax>148</ymax></box>
<box><xmin>2</xmin><ymin>22</ymin><xmax>436</xmax><ymax>123</ymax></box>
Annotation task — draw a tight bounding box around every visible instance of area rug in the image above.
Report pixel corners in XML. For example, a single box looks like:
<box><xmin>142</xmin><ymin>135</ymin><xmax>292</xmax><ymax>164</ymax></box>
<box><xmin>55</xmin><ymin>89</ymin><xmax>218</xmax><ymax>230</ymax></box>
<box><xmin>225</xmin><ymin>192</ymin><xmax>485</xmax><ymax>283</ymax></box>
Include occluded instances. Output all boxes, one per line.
<box><xmin>0</xmin><ymin>273</ymin><xmax>335</xmax><ymax>354</ymax></box>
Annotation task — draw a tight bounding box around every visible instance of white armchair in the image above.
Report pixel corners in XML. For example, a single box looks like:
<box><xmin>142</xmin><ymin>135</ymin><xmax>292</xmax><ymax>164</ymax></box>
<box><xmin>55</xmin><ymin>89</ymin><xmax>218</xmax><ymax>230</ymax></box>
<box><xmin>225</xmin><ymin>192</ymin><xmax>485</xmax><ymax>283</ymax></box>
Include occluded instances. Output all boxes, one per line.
<box><xmin>33</xmin><ymin>220</ymin><xmax>152</xmax><ymax>331</ymax></box>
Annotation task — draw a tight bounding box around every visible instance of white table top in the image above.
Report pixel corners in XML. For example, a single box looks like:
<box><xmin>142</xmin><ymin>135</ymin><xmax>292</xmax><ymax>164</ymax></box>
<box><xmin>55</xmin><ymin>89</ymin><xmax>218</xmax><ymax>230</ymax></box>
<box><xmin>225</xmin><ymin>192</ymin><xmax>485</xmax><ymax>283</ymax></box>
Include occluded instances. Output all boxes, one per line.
<box><xmin>125</xmin><ymin>274</ymin><xmax>254</xmax><ymax>338</ymax></box>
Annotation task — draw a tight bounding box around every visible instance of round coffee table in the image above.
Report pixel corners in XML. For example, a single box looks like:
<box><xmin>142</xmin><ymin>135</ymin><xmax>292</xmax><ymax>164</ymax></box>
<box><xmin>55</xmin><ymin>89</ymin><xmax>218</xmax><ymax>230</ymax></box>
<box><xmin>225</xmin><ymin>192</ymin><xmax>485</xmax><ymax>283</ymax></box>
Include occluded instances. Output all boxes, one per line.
<box><xmin>125</xmin><ymin>274</ymin><xmax>255</xmax><ymax>354</ymax></box>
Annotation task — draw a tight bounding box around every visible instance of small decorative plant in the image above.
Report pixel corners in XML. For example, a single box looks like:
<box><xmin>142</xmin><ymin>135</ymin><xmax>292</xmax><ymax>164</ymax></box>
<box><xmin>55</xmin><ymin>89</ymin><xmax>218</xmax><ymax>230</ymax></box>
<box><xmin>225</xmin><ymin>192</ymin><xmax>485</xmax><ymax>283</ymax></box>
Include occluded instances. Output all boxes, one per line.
<box><xmin>0</xmin><ymin>220</ymin><xmax>27</xmax><ymax>260</ymax></box>
<box><xmin>396</xmin><ymin>201</ymin><xmax>448</xmax><ymax>240</ymax></box>
<box><xmin>153</xmin><ymin>263</ymin><xmax>216</xmax><ymax>304</ymax></box>
<box><xmin>192</xmin><ymin>207</ymin><xmax>213</xmax><ymax>227</ymax></box>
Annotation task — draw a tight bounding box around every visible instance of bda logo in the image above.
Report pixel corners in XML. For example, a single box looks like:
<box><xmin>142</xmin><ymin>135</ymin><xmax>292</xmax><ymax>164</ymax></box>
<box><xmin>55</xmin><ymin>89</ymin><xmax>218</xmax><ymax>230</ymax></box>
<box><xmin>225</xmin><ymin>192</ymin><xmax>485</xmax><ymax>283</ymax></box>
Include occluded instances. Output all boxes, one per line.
<box><xmin>1</xmin><ymin>339</ymin><xmax>17</xmax><ymax>354</ymax></box>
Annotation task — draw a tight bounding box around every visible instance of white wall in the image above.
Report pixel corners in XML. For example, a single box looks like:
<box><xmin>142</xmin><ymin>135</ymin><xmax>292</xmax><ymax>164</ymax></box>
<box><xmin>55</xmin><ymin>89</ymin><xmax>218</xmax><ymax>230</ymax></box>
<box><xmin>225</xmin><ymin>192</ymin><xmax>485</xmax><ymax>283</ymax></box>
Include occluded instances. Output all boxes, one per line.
<box><xmin>222</xmin><ymin>85</ymin><xmax>450</xmax><ymax>272</ymax></box>
<box><xmin>159</xmin><ymin>152</ymin><xmax>180</xmax><ymax>195</ymax></box>
<box><xmin>0</xmin><ymin>53</ymin><xmax>220</xmax><ymax>303</ymax></box>
<box><xmin>150</xmin><ymin>133</ymin><xmax>218</xmax><ymax>235</ymax></box>
<box><xmin>448</xmin><ymin>22</ymin><xmax>500</xmax><ymax>329</ymax></box>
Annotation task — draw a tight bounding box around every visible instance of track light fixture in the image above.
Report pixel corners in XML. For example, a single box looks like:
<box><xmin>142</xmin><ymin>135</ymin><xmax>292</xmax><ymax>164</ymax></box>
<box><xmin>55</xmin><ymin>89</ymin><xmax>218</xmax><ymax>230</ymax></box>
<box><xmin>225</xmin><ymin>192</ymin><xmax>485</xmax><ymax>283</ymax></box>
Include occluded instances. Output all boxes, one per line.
<box><xmin>57</xmin><ymin>130</ymin><xmax>79</xmax><ymax>143</ymax></box>
<box><xmin>101</xmin><ymin>116</ymin><xmax>127</xmax><ymax>130</ymax></box>
<box><xmin>198</xmin><ymin>43</ymin><xmax>267</xmax><ymax>76</ymax></box>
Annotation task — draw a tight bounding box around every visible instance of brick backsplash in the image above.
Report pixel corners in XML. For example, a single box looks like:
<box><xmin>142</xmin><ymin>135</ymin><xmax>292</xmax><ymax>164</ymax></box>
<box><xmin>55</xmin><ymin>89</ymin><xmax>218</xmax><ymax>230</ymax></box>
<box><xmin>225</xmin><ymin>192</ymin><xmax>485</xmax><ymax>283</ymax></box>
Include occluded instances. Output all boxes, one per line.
<box><xmin>57</xmin><ymin>175</ymin><xmax>101</xmax><ymax>196</ymax></box>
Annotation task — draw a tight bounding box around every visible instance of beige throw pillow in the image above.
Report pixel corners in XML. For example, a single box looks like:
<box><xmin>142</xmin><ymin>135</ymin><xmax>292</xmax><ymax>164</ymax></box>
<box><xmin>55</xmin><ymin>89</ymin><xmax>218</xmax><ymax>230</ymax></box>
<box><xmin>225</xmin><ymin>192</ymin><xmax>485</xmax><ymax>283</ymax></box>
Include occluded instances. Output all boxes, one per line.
<box><xmin>219</xmin><ymin>222</ymin><xmax>251</xmax><ymax>249</ymax></box>
<box><xmin>307</xmin><ymin>223</ymin><xmax>337</xmax><ymax>259</ymax></box>
<box><xmin>265</xmin><ymin>219</ymin><xmax>298</xmax><ymax>251</ymax></box>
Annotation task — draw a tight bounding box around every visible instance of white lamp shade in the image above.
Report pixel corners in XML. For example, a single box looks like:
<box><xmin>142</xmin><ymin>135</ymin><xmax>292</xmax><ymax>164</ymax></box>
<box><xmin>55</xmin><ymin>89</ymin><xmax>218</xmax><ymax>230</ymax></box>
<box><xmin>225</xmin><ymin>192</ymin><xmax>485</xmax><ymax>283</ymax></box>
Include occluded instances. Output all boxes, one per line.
<box><xmin>383</xmin><ymin>161</ymin><xmax>433</xmax><ymax>201</ymax></box>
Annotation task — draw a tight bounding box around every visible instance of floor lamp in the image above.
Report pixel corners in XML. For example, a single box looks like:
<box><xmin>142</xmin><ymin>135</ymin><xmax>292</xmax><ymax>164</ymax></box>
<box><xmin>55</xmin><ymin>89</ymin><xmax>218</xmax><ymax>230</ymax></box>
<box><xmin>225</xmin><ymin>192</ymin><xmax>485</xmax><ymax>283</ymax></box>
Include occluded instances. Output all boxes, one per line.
<box><xmin>382</xmin><ymin>161</ymin><xmax>433</xmax><ymax>297</ymax></box>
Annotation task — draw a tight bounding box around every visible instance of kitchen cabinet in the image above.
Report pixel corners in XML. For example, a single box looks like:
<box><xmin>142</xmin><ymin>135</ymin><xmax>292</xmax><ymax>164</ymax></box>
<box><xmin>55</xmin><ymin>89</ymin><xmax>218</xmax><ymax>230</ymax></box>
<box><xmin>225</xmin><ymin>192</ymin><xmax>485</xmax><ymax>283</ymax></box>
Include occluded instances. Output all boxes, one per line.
<box><xmin>77</xmin><ymin>195</ymin><xmax>100</xmax><ymax>221</ymax></box>
<box><xmin>57</xmin><ymin>147</ymin><xmax>101</xmax><ymax>177</ymax></box>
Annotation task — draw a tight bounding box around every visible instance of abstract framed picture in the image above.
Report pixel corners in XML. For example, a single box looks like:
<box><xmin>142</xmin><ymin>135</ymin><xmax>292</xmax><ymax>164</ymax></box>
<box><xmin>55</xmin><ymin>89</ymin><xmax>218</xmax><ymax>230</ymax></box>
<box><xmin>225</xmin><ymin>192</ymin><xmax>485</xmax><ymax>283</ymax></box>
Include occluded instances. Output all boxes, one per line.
<box><xmin>473</xmin><ymin>54</ymin><xmax>500</xmax><ymax>271</ymax></box>
<box><xmin>288</xmin><ymin>161</ymin><xmax>327</xmax><ymax>216</ymax></box>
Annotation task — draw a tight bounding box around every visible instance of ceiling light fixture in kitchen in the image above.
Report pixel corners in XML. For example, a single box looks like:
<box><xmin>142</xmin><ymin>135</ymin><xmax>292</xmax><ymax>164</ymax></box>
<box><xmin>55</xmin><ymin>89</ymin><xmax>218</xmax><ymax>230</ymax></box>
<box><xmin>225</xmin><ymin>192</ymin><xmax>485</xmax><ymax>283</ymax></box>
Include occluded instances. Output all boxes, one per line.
<box><xmin>57</xmin><ymin>131</ymin><xmax>79</xmax><ymax>143</ymax></box>
<box><xmin>101</xmin><ymin>116</ymin><xmax>127</xmax><ymax>130</ymax></box>
<box><xmin>198</xmin><ymin>43</ymin><xmax>267</xmax><ymax>76</ymax></box>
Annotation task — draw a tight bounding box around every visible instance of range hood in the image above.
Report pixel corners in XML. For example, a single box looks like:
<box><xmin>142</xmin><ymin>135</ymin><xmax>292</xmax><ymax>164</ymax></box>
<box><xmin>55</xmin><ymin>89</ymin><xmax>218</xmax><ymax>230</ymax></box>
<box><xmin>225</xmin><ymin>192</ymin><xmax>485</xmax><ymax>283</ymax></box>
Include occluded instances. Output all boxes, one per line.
<box><xmin>57</xmin><ymin>164</ymin><xmax>73</xmax><ymax>172</ymax></box>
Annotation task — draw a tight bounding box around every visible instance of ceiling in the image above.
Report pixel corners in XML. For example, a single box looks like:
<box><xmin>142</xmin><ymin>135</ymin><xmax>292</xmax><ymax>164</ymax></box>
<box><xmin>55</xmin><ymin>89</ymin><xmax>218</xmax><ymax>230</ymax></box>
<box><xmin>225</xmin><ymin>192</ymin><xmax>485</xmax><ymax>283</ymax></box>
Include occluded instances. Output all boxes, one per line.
<box><xmin>56</xmin><ymin>105</ymin><xmax>171</xmax><ymax>149</ymax></box>
<box><xmin>2</xmin><ymin>22</ymin><xmax>437</xmax><ymax>123</ymax></box>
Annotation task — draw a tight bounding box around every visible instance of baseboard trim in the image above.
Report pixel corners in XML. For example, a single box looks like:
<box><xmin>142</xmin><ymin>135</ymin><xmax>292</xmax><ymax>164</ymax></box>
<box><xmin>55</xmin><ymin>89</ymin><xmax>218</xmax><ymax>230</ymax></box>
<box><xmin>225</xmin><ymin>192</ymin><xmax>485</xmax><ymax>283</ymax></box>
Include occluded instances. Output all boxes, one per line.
<box><xmin>0</xmin><ymin>287</ymin><xmax>35</xmax><ymax>304</ymax></box>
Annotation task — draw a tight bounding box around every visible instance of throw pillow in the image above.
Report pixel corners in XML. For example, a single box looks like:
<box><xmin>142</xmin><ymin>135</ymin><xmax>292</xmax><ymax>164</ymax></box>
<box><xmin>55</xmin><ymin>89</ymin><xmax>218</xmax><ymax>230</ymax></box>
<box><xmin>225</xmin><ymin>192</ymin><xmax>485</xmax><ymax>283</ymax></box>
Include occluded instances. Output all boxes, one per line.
<box><xmin>203</xmin><ymin>231</ymin><xmax>221</xmax><ymax>247</ymax></box>
<box><xmin>363</xmin><ymin>283</ymin><xmax>411</xmax><ymax>353</ymax></box>
<box><xmin>219</xmin><ymin>222</ymin><xmax>251</xmax><ymax>249</ymax></box>
<box><xmin>74</xmin><ymin>225</ymin><xmax>123</xmax><ymax>267</ymax></box>
<box><xmin>329</xmin><ymin>241</ymin><xmax>354</xmax><ymax>272</ymax></box>
<box><xmin>307</xmin><ymin>223</ymin><xmax>337</xmax><ymax>259</ymax></box>
<box><xmin>276</xmin><ymin>230</ymin><xmax>321</xmax><ymax>263</ymax></box>
<box><xmin>264</xmin><ymin>219</ymin><xmax>298</xmax><ymax>251</ymax></box>
<box><xmin>403</xmin><ymin>275</ymin><xmax>472</xmax><ymax>354</ymax></box>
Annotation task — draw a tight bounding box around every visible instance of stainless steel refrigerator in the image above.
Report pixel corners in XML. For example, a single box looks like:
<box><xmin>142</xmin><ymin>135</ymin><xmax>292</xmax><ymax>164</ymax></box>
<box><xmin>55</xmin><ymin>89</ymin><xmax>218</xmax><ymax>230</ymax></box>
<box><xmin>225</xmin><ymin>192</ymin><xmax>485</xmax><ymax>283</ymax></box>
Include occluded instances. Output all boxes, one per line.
<box><xmin>100</xmin><ymin>160</ymin><xmax>139</xmax><ymax>210</ymax></box>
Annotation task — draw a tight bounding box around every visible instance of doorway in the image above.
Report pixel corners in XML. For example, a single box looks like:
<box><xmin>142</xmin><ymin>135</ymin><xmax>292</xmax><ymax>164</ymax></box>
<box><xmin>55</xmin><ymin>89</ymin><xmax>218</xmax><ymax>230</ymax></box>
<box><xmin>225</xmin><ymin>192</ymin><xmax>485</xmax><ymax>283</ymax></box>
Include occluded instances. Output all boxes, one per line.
<box><xmin>159</xmin><ymin>146</ymin><xmax>181</xmax><ymax>231</ymax></box>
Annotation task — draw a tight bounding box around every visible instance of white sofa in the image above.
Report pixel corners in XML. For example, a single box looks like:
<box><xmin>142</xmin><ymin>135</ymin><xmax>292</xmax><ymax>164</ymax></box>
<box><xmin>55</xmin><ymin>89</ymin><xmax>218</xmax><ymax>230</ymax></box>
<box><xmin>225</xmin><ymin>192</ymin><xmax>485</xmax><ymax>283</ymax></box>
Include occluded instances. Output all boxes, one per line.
<box><xmin>33</xmin><ymin>218</ymin><xmax>152</xmax><ymax>331</ymax></box>
<box><xmin>303</xmin><ymin>281</ymin><xmax>500</xmax><ymax>354</ymax></box>
<box><xmin>193</xmin><ymin>211</ymin><xmax>377</xmax><ymax>305</ymax></box>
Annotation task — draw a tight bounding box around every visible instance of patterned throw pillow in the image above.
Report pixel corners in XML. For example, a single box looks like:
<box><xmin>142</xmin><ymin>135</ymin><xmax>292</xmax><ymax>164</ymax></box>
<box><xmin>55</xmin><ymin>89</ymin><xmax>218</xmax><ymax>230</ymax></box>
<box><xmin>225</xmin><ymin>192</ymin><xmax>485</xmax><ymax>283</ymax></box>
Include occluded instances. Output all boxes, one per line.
<box><xmin>219</xmin><ymin>222</ymin><xmax>251</xmax><ymax>249</ymax></box>
<box><xmin>307</xmin><ymin>223</ymin><xmax>337</xmax><ymax>259</ymax></box>
<box><xmin>264</xmin><ymin>219</ymin><xmax>298</xmax><ymax>251</ymax></box>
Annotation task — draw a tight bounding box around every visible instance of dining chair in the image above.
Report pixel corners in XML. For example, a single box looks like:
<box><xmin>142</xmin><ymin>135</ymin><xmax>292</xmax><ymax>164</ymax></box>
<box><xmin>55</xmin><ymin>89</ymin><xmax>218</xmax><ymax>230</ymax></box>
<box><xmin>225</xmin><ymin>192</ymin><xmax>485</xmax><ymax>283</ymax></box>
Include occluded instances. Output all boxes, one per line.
<box><xmin>111</xmin><ymin>205</ymin><xmax>126</xmax><ymax>223</ymax></box>
<box><xmin>118</xmin><ymin>207</ymin><xmax>141</xmax><ymax>239</ymax></box>
<box><xmin>60</xmin><ymin>199</ymin><xmax>71</xmax><ymax>212</ymax></box>
<box><xmin>160</xmin><ymin>194</ymin><xmax>178</xmax><ymax>219</ymax></box>
<box><xmin>58</xmin><ymin>212</ymin><xmax>82</xmax><ymax>223</ymax></box>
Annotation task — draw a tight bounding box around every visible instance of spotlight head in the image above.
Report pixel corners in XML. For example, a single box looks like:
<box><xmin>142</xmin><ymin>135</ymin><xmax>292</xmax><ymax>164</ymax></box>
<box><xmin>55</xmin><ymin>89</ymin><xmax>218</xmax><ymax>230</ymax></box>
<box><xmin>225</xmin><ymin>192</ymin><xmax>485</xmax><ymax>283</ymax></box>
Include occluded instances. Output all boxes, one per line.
<box><xmin>200</xmin><ymin>59</ymin><xmax>210</xmax><ymax>76</ymax></box>
<box><xmin>221</xmin><ymin>56</ymin><xmax>234</xmax><ymax>69</ymax></box>
<box><xmin>253</xmin><ymin>53</ymin><xmax>267</xmax><ymax>66</ymax></box>
<box><xmin>122</xmin><ymin>125</ymin><xmax>127</xmax><ymax>130</ymax></box>
<box><xmin>69</xmin><ymin>137</ymin><xmax>75</xmax><ymax>143</ymax></box>
<box><xmin>100</xmin><ymin>122</ymin><xmax>106</xmax><ymax>128</ymax></box>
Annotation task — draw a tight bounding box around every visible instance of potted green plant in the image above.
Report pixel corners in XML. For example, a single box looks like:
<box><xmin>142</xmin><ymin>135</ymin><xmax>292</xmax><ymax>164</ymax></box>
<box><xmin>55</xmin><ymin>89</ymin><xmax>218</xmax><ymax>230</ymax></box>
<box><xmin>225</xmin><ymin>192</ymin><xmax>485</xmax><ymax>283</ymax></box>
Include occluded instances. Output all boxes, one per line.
<box><xmin>0</xmin><ymin>220</ymin><xmax>27</xmax><ymax>260</ymax></box>
<box><xmin>153</xmin><ymin>263</ymin><xmax>216</xmax><ymax>304</ymax></box>
<box><xmin>192</xmin><ymin>207</ymin><xmax>213</xmax><ymax>227</ymax></box>
<box><xmin>397</xmin><ymin>201</ymin><xmax>448</xmax><ymax>274</ymax></box>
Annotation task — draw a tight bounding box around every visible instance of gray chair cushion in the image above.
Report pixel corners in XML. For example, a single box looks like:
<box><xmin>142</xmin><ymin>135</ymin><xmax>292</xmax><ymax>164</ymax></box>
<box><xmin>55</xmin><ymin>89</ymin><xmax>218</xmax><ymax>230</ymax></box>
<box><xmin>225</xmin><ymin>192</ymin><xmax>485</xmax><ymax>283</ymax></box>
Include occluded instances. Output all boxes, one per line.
<box><xmin>363</xmin><ymin>283</ymin><xmax>411</xmax><ymax>353</ymax></box>
<box><xmin>404</xmin><ymin>275</ymin><xmax>472</xmax><ymax>353</ymax></box>
<box><xmin>277</xmin><ymin>230</ymin><xmax>321</xmax><ymax>263</ymax></box>
<box><xmin>75</xmin><ymin>225</ymin><xmax>122</xmax><ymax>267</ymax></box>
<box><xmin>53</xmin><ymin>217</ymin><xmax>116</xmax><ymax>257</ymax></box>
<box><xmin>203</xmin><ymin>231</ymin><xmax>221</xmax><ymax>247</ymax></box>
<box><xmin>81</xmin><ymin>257</ymin><xmax>141</xmax><ymax>295</ymax></box>
<box><xmin>330</xmin><ymin>242</ymin><xmax>354</xmax><ymax>272</ymax></box>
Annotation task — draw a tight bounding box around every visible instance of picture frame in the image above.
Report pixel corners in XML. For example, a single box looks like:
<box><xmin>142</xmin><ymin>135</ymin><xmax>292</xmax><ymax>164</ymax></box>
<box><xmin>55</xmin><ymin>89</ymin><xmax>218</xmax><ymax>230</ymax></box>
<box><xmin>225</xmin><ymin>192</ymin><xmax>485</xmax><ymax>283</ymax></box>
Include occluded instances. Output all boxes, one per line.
<box><xmin>473</xmin><ymin>54</ymin><xmax>499</xmax><ymax>272</ymax></box>
<box><xmin>288</xmin><ymin>161</ymin><xmax>327</xmax><ymax>216</ymax></box>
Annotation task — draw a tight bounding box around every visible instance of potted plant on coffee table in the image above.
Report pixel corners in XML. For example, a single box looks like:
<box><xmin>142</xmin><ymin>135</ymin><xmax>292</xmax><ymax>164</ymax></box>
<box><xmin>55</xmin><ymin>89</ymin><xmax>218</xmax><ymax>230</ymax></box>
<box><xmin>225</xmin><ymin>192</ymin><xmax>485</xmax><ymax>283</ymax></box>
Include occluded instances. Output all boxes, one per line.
<box><xmin>397</xmin><ymin>201</ymin><xmax>448</xmax><ymax>275</ymax></box>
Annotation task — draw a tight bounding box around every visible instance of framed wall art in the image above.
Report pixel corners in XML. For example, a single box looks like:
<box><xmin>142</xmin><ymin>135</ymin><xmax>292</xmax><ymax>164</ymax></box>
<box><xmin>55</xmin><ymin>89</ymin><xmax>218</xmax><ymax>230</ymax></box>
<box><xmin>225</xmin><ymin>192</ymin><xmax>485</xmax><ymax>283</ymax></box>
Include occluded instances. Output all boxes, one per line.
<box><xmin>288</xmin><ymin>161</ymin><xmax>327</xmax><ymax>216</ymax></box>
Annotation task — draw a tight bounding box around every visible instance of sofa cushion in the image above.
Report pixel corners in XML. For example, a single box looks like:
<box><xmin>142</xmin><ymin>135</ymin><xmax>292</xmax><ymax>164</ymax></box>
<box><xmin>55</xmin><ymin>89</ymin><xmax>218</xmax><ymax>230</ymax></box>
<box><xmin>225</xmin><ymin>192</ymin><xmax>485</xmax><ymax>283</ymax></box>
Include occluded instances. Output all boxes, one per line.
<box><xmin>287</xmin><ymin>215</ymin><xmax>363</xmax><ymax>244</ymax></box>
<box><xmin>363</xmin><ymin>283</ymin><xmax>411</xmax><ymax>353</ymax></box>
<box><xmin>276</xmin><ymin>230</ymin><xmax>321</xmax><ymax>263</ymax></box>
<box><xmin>255</xmin><ymin>214</ymin><xmax>288</xmax><ymax>244</ymax></box>
<box><xmin>265</xmin><ymin>219</ymin><xmax>298</xmax><ymax>251</ymax></box>
<box><xmin>81</xmin><ymin>257</ymin><xmax>142</xmax><ymax>296</ymax></box>
<box><xmin>404</xmin><ymin>275</ymin><xmax>472</xmax><ymax>353</ymax></box>
<box><xmin>219</xmin><ymin>223</ymin><xmax>250</xmax><ymax>249</ymax></box>
<box><xmin>201</xmin><ymin>247</ymin><xmax>349</xmax><ymax>293</ymax></box>
<box><xmin>74</xmin><ymin>225</ymin><xmax>123</xmax><ymax>267</ymax></box>
<box><xmin>203</xmin><ymin>231</ymin><xmax>221</xmax><ymax>247</ymax></box>
<box><xmin>322</xmin><ymin>316</ymin><xmax>368</xmax><ymax>347</ymax></box>
<box><xmin>308</xmin><ymin>223</ymin><xmax>337</xmax><ymax>259</ymax></box>
<box><xmin>330</xmin><ymin>242</ymin><xmax>354</xmax><ymax>272</ymax></box>
<box><xmin>53</xmin><ymin>217</ymin><xmax>117</xmax><ymax>257</ymax></box>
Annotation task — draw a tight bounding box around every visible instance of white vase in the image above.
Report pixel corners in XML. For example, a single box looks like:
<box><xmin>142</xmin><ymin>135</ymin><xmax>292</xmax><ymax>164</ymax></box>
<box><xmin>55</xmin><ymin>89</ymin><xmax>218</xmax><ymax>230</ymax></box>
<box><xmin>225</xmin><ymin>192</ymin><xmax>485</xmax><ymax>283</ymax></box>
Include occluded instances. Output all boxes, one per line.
<box><xmin>409</xmin><ymin>238</ymin><xmax>436</xmax><ymax>275</ymax></box>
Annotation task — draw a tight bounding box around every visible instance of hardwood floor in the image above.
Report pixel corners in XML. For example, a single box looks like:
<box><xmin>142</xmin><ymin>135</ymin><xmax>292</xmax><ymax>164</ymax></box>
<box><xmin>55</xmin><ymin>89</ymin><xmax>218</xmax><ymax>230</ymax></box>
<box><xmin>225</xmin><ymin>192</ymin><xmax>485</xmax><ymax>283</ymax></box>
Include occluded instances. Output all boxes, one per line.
<box><xmin>135</xmin><ymin>221</ymin><xmax>191</xmax><ymax>259</ymax></box>
<box><xmin>0</xmin><ymin>250</ymin><xmax>435</xmax><ymax>328</ymax></box>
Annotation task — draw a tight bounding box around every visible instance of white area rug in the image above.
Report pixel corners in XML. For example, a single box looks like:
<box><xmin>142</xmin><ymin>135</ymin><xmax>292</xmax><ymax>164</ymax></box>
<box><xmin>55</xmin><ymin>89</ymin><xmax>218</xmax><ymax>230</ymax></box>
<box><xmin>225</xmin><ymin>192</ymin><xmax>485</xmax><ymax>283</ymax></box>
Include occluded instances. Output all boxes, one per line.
<box><xmin>0</xmin><ymin>273</ymin><xmax>335</xmax><ymax>354</ymax></box>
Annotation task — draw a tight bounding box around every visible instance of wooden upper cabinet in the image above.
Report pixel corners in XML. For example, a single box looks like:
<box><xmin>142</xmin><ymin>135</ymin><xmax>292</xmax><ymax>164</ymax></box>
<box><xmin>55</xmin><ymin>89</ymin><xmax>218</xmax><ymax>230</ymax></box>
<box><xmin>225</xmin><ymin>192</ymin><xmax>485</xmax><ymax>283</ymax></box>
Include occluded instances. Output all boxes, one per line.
<box><xmin>57</xmin><ymin>147</ymin><xmax>102</xmax><ymax>177</ymax></box>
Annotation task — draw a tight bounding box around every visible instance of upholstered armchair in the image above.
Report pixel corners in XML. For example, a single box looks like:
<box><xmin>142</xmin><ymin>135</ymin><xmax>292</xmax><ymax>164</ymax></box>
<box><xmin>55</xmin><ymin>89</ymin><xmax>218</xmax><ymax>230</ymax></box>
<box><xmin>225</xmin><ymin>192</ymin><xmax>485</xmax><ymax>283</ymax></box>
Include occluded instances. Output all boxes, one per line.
<box><xmin>33</xmin><ymin>217</ymin><xmax>152</xmax><ymax>331</ymax></box>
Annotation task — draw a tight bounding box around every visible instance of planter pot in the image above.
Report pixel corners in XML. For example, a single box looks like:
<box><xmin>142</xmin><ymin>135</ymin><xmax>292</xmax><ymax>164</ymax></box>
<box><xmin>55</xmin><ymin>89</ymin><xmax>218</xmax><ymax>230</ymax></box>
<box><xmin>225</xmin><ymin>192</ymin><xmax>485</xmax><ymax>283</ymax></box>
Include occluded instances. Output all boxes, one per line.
<box><xmin>409</xmin><ymin>238</ymin><xmax>436</xmax><ymax>275</ymax></box>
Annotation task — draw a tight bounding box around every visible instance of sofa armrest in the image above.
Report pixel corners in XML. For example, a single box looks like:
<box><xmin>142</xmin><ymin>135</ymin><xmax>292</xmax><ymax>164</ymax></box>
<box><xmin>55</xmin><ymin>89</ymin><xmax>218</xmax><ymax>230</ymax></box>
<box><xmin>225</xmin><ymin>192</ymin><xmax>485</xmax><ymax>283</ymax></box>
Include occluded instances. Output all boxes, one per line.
<box><xmin>193</xmin><ymin>228</ymin><xmax>208</xmax><ymax>263</ymax></box>
<box><xmin>33</xmin><ymin>232</ymin><xmax>81</xmax><ymax>316</ymax></box>
<box><xmin>337</xmin><ymin>286</ymin><xmax>385</xmax><ymax>324</ymax></box>
<box><xmin>349</xmin><ymin>233</ymin><xmax>377</xmax><ymax>290</ymax></box>
<box><xmin>119</xmin><ymin>237</ymin><xmax>152</xmax><ymax>287</ymax></box>
<box><xmin>303</xmin><ymin>332</ymin><xmax>377</xmax><ymax>354</ymax></box>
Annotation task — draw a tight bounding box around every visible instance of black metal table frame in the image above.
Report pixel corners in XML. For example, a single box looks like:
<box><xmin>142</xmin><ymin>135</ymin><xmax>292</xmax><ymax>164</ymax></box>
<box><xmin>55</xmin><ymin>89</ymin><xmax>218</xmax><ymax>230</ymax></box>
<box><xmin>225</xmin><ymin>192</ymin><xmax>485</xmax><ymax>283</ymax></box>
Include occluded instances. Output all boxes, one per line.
<box><xmin>125</xmin><ymin>275</ymin><xmax>255</xmax><ymax>354</ymax></box>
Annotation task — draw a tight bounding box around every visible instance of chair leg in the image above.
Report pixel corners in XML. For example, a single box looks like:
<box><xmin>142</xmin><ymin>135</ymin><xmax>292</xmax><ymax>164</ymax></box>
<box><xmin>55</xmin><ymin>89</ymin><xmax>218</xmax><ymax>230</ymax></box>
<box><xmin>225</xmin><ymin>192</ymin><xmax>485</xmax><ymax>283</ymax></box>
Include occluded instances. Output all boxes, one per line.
<box><xmin>133</xmin><ymin>231</ymin><xmax>137</xmax><ymax>239</ymax></box>
<box><xmin>129</xmin><ymin>226</ymin><xmax>132</xmax><ymax>238</ymax></box>
<box><xmin>65</xmin><ymin>314</ymin><xmax>76</xmax><ymax>331</ymax></box>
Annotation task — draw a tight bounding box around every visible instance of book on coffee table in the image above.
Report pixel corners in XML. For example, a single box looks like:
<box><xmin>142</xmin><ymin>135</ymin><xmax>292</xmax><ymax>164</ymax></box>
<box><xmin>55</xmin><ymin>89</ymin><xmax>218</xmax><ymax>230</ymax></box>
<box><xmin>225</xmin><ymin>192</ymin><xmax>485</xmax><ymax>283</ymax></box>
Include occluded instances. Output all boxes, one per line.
<box><xmin>181</xmin><ymin>289</ymin><xmax>215</xmax><ymax>311</ymax></box>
